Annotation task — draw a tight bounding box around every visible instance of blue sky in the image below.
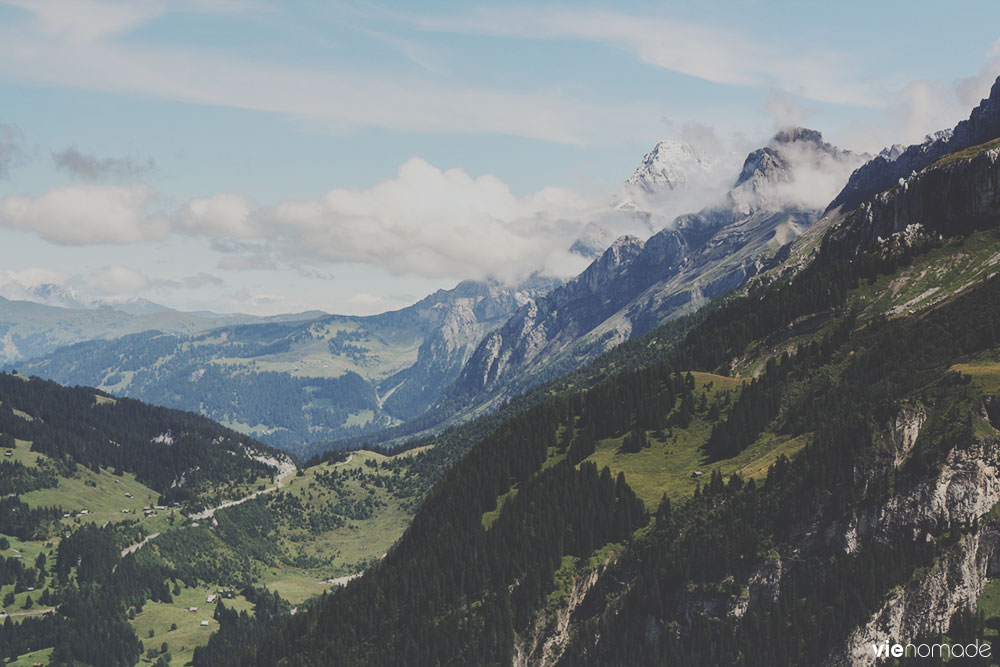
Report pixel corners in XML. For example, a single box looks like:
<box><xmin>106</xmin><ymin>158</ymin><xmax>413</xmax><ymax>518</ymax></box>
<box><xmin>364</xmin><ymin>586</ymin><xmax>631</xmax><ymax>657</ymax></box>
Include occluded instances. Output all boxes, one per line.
<box><xmin>0</xmin><ymin>0</ymin><xmax>998</xmax><ymax>315</ymax></box>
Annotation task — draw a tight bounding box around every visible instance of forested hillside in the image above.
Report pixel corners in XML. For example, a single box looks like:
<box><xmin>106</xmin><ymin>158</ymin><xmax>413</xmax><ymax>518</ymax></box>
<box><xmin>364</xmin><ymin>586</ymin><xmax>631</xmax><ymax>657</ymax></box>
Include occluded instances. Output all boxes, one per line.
<box><xmin>0</xmin><ymin>373</ymin><xmax>431</xmax><ymax>666</ymax></box>
<box><xmin>18</xmin><ymin>280</ymin><xmax>552</xmax><ymax>449</ymax></box>
<box><xmin>211</xmin><ymin>129</ymin><xmax>1000</xmax><ymax>666</ymax></box>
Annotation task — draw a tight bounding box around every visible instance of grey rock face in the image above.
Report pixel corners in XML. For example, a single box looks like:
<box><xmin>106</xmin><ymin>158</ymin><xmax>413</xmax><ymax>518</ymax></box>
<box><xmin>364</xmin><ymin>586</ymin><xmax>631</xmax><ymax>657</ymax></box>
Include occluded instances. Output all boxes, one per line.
<box><xmin>823</xmin><ymin>142</ymin><xmax>1000</xmax><ymax>259</ymax></box>
<box><xmin>829</xmin><ymin>75</ymin><xmax>1000</xmax><ymax>213</ymax></box>
<box><xmin>449</xmin><ymin>130</ymin><xmax>863</xmax><ymax>405</ymax></box>
<box><xmin>821</xmin><ymin>403</ymin><xmax>1000</xmax><ymax>666</ymax></box>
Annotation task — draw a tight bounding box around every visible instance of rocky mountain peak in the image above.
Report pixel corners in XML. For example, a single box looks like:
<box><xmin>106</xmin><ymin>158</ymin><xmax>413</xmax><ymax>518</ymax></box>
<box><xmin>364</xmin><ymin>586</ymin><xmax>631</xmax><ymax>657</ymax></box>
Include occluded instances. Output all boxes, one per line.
<box><xmin>0</xmin><ymin>282</ymin><xmax>88</xmax><ymax>310</ymax></box>
<box><xmin>624</xmin><ymin>140</ymin><xmax>714</xmax><ymax>193</ymax></box>
<box><xmin>730</xmin><ymin>128</ymin><xmax>864</xmax><ymax>215</ymax></box>
<box><xmin>588</xmin><ymin>235</ymin><xmax>645</xmax><ymax>279</ymax></box>
<box><xmin>772</xmin><ymin>126</ymin><xmax>824</xmax><ymax>145</ymax></box>
<box><xmin>734</xmin><ymin>127</ymin><xmax>839</xmax><ymax>189</ymax></box>
<box><xmin>734</xmin><ymin>146</ymin><xmax>791</xmax><ymax>189</ymax></box>
<box><xmin>878</xmin><ymin>143</ymin><xmax>906</xmax><ymax>162</ymax></box>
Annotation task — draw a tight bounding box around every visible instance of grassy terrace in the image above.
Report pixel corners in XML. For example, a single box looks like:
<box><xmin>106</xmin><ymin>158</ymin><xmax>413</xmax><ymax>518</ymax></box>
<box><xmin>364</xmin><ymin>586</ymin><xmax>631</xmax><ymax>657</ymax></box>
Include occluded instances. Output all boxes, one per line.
<box><xmin>953</xmin><ymin>361</ymin><xmax>1000</xmax><ymax>396</ymax></box>
<box><xmin>4</xmin><ymin>434</ymin><xmax>178</xmax><ymax>542</ymax></box>
<box><xmin>932</xmin><ymin>136</ymin><xmax>1000</xmax><ymax>168</ymax></box>
<box><xmin>481</xmin><ymin>371</ymin><xmax>811</xmax><ymax>532</ymax></box>
<box><xmin>583</xmin><ymin>372</ymin><xmax>807</xmax><ymax>507</ymax></box>
<box><xmin>851</xmin><ymin>230</ymin><xmax>1000</xmax><ymax>321</ymax></box>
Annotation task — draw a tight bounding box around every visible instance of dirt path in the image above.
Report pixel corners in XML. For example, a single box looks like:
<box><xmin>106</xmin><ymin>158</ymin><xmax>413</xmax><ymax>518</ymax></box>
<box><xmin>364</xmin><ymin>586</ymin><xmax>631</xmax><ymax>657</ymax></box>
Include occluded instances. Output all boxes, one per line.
<box><xmin>0</xmin><ymin>607</ymin><xmax>55</xmax><ymax>618</ymax></box>
<box><xmin>324</xmin><ymin>573</ymin><xmax>361</xmax><ymax>587</ymax></box>
<box><xmin>121</xmin><ymin>532</ymin><xmax>160</xmax><ymax>558</ymax></box>
<box><xmin>188</xmin><ymin>464</ymin><xmax>296</xmax><ymax>521</ymax></box>
<box><xmin>118</xmin><ymin>456</ymin><xmax>298</xmax><ymax>556</ymax></box>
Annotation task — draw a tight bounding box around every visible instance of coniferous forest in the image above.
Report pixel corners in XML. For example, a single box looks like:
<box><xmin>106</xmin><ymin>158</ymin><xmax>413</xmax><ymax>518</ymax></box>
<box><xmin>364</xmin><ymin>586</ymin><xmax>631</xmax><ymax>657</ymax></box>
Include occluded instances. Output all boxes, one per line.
<box><xmin>199</xmin><ymin>223</ymin><xmax>1000</xmax><ymax>665</ymax></box>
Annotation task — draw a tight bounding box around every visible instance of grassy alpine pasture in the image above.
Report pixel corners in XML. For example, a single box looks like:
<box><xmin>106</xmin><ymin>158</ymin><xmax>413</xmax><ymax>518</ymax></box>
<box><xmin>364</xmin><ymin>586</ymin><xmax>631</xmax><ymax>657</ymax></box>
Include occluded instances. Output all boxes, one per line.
<box><xmin>256</xmin><ymin>449</ymin><xmax>417</xmax><ymax>601</ymax></box>
<box><xmin>480</xmin><ymin>371</ymin><xmax>811</xmax><ymax>527</ymax></box>
<box><xmin>583</xmin><ymin>372</ymin><xmax>808</xmax><ymax>507</ymax></box>
<box><xmin>6</xmin><ymin>647</ymin><xmax>54</xmax><ymax>666</ymax></box>
<box><xmin>0</xmin><ymin>534</ymin><xmax>57</xmax><ymax>623</ymax></box>
<box><xmin>129</xmin><ymin>584</ymin><xmax>254</xmax><ymax>666</ymax></box>
<box><xmin>952</xmin><ymin>361</ymin><xmax>1000</xmax><ymax>396</ymax></box>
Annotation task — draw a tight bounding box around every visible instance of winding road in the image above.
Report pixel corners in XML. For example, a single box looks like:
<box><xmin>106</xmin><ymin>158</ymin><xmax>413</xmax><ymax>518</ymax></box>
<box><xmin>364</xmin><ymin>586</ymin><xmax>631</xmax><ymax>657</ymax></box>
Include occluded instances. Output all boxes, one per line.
<box><xmin>118</xmin><ymin>456</ymin><xmax>298</xmax><ymax>558</ymax></box>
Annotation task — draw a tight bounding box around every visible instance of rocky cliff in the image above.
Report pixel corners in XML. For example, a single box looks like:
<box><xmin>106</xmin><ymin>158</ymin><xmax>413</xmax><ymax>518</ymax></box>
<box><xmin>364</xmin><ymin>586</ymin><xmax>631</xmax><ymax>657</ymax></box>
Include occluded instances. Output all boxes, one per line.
<box><xmin>829</xmin><ymin>75</ymin><xmax>1000</xmax><ymax>214</ymax></box>
<box><xmin>822</xmin><ymin>401</ymin><xmax>1000</xmax><ymax>666</ymax></box>
<box><xmin>823</xmin><ymin>138</ymin><xmax>1000</xmax><ymax>259</ymax></box>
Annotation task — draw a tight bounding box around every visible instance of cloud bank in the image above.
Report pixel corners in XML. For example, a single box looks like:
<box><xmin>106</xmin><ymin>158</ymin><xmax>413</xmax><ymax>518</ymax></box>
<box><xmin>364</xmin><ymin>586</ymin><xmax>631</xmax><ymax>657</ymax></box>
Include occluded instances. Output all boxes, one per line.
<box><xmin>0</xmin><ymin>184</ymin><xmax>167</xmax><ymax>244</ymax></box>
<box><xmin>0</xmin><ymin>157</ymin><xmax>621</xmax><ymax>283</ymax></box>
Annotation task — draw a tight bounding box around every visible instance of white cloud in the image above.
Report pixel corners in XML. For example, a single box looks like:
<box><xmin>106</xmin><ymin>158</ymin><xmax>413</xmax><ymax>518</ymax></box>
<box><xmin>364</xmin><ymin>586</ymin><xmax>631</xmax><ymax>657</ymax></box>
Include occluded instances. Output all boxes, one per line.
<box><xmin>175</xmin><ymin>194</ymin><xmax>256</xmax><ymax>238</ymax></box>
<box><xmin>0</xmin><ymin>184</ymin><xmax>167</xmax><ymax>244</ymax></box>
<box><xmin>845</xmin><ymin>40</ymin><xmax>1000</xmax><ymax>152</ymax></box>
<box><xmin>0</xmin><ymin>157</ymin><xmax>620</xmax><ymax>283</ymax></box>
<box><xmin>85</xmin><ymin>265</ymin><xmax>149</xmax><ymax>294</ymax></box>
<box><xmin>0</xmin><ymin>267</ymin><xmax>69</xmax><ymax>288</ymax></box>
<box><xmin>258</xmin><ymin>157</ymin><xmax>606</xmax><ymax>282</ymax></box>
<box><xmin>759</xmin><ymin>139</ymin><xmax>867</xmax><ymax>211</ymax></box>
<box><xmin>955</xmin><ymin>39</ymin><xmax>1000</xmax><ymax>109</ymax></box>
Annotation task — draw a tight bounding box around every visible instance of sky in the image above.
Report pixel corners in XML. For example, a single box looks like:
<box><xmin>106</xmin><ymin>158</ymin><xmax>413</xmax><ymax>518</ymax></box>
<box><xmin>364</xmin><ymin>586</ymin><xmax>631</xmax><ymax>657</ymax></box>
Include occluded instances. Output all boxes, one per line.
<box><xmin>0</xmin><ymin>0</ymin><xmax>999</xmax><ymax>316</ymax></box>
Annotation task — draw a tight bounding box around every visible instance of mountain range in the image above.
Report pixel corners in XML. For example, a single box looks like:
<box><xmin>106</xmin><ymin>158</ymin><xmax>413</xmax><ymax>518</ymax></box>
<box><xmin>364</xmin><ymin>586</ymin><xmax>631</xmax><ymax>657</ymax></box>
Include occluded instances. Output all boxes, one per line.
<box><xmin>10</xmin><ymin>127</ymin><xmax>865</xmax><ymax>453</ymax></box>
<box><xmin>13</xmin><ymin>278</ymin><xmax>555</xmax><ymax>447</ymax></box>
<box><xmin>7</xmin><ymin>72</ymin><xmax>1000</xmax><ymax>667</ymax></box>
<box><xmin>445</xmin><ymin>127</ymin><xmax>864</xmax><ymax>412</ymax></box>
<box><xmin>193</xmin><ymin>72</ymin><xmax>1000</xmax><ymax>666</ymax></box>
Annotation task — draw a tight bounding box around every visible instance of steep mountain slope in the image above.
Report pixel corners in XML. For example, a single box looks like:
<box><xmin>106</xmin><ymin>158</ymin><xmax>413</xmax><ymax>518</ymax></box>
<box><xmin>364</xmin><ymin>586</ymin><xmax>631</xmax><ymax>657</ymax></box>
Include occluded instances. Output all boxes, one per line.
<box><xmin>18</xmin><ymin>279</ymin><xmax>554</xmax><ymax>448</ymax></box>
<box><xmin>829</xmin><ymin>75</ymin><xmax>1000</xmax><ymax>213</ymax></box>
<box><xmin>0</xmin><ymin>372</ymin><xmax>292</xmax><ymax>540</ymax></box>
<box><xmin>447</xmin><ymin>128</ymin><xmax>863</xmax><ymax>409</ymax></box>
<box><xmin>213</xmin><ymin>80</ymin><xmax>1000</xmax><ymax>667</ymax></box>
<box><xmin>571</xmin><ymin>139</ymin><xmax>730</xmax><ymax>260</ymax></box>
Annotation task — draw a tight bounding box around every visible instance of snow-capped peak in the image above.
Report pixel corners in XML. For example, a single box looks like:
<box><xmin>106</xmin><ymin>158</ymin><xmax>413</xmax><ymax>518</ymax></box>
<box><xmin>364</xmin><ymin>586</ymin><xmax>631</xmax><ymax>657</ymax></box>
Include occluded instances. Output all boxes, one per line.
<box><xmin>625</xmin><ymin>140</ymin><xmax>714</xmax><ymax>194</ymax></box>
<box><xmin>0</xmin><ymin>282</ymin><xmax>88</xmax><ymax>309</ymax></box>
<box><xmin>877</xmin><ymin>144</ymin><xmax>906</xmax><ymax>162</ymax></box>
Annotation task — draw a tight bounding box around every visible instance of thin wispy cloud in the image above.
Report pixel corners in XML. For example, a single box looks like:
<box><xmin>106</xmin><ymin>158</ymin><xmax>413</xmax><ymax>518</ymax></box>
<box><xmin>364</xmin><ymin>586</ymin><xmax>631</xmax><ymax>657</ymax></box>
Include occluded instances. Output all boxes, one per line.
<box><xmin>0</xmin><ymin>1</ymin><xmax>661</xmax><ymax>145</ymax></box>
<box><xmin>388</xmin><ymin>6</ymin><xmax>883</xmax><ymax>108</ymax></box>
<box><xmin>0</xmin><ymin>122</ymin><xmax>26</xmax><ymax>178</ymax></box>
<box><xmin>53</xmin><ymin>147</ymin><xmax>156</xmax><ymax>181</ymax></box>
